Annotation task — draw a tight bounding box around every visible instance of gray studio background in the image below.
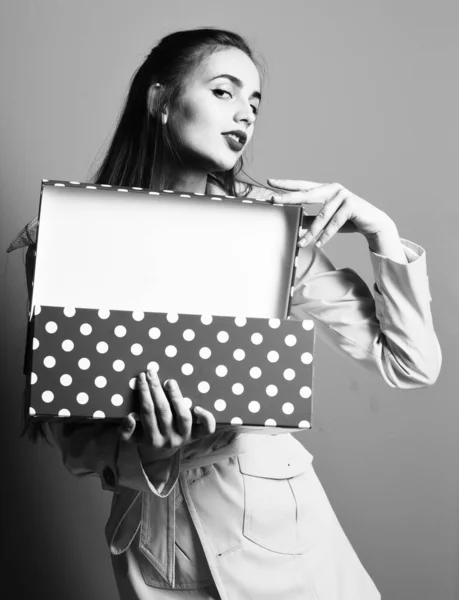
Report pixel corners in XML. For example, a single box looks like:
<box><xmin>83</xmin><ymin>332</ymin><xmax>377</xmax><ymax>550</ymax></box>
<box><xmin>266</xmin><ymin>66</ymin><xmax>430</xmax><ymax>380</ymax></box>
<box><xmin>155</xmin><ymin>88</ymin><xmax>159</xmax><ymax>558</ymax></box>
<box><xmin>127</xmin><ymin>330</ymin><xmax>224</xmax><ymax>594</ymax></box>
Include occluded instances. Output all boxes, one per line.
<box><xmin>1</xmin><ymin>1</ymin><xmax>457</xmax><ymax>599</ymax></box>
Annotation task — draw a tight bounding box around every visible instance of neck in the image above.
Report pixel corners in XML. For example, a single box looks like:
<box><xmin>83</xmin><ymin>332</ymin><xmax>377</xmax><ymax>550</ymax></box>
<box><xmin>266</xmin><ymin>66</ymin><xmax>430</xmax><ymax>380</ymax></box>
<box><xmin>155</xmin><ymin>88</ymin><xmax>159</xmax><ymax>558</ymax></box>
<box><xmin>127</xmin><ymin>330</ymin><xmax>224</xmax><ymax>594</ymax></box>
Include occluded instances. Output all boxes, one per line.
<box><xmin>164</xmin><ymin>164</ymin><xmax>208</xmax><ymax>194</ymax></box>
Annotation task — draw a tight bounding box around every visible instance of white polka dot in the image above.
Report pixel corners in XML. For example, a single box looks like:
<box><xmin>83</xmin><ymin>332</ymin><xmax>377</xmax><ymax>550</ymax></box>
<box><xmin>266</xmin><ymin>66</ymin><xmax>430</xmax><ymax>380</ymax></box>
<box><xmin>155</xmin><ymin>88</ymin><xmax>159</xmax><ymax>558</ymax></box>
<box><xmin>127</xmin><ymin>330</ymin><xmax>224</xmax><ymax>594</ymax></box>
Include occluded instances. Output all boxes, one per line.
<box><xmin>78</xmin><ymin>358</ymin><xmax>90</xmax><ymax>370</ymax></box>
<box><xmin>62</xmin><ymin>339</ymin><xmax>74</xmax><ymax>352</ymax></box>
<box><xmin>148</xmin><ymin>327</ymin><xmax>161</xmax><ymax>339</ymax></box>
<box><xmin>80</xmin><ymin>323</ymin><xmax>92</xmax><ymax>335</ymax></box>
<box><xmin>183</xmin><ymin>329</ymin><xmax>195</xmax><ymax>341</ymax></box>
<box><xmin>98</xmin><ymin>309</ymin><xmax>110</xmax><ymax>319</ymax></box>
<box><xmin>60</xmin><ymin>374</ymin><xmax>72</xmax><ymax>386</ymax></box>
<box><xmin>32</xmin><ymin>338</ymin><xmax>39</xmax><ymax>350</ymax></box>
<box><xmin>266</xmin><ymin>385</ymin><xmax>278</xmax><ymax>397</ymax></box>
<box><xmin>231</xmin><ymin>417</ymin><xmax>243</xmax><ymax>425</ymax></box>
<box><xmin>132</xmin><ymin>311</ymin><xmax>144</xmax><ymax>321</ymax></box>
<box><xmin>29</xmin><ymin>407</ymin><xmax>36</xmax><ymax>416</ymax></box>
<box><xmin>201</xmin><ymin>315</ymin><xmax>213</xmax><ymax>325</ymax></box>
<box><xmin>298</xmin><ymin>420</ymin><xmax>311</xmax><ymax>428</ymax></box>
<box><xmin>34</xmin><ymin>304</ymin><xmax>41</xmax><ymax>315</ymax></box>
<box><xmin>181</xmin><ymin>363</ymin><xmax>194</xmax><ymax>375</ymax></box>
<box><xmin>217</xmin><ymin>331</ymin><xmax>229</xmax><ymax>343</ymax></box>
<box><xmin>283</xmin><ymin>368</ymin><xmax>296</xmax><ymax>380</ymax></box>
<box><xmin>248</xmin><ymin>401</ymin><xmax>260</xmax><ymax>413</ymax></box>
<box><xmin>265</xmin><ymin>418</ymin><xmax>277</xmax><ymax>426</ymax></box>
<box><xmin>96</xmin><ymin>341</ymin><xmax>109</xmax><ymax>354</ymax></box>
<box><xmin>234</xmin><ymin>316</ymin><xmax>247</xmax><ymax>327</ymax></box>
<box><xmin>300</xmin><ymin>386</ymin><xmax>312</xmax><ymax>398</ymax></box>
<box><xmin>232</xmin><ymin>383</ymin><xmax>244</xmax><ymax>395</ymax></box>
<box><xmin>301</xmin><ymin>352</ymin><xmax>313</xmax><ymax>364</ymax></box>
<box><xmin>198</xmin><ymin>381</ymin><xmax>210</xmax><ymax>393</ymax></box>
<box><xmin>285</xmin><ymin>334</ymin><xmax>297</xmax><ymax>347</ymax></box>
<box><xmin>251</xmin><ymin>333</ymin><xmax>263</xmax><ymax>345</ymax></box>
<box><xmin>249</xmin><ymin>367</ymin><xmax>262</xmax><ymax>379</ymax></box>
<box><xmin>216</xmin><ymin>365</ymin><xmax>228</xmax><ymax>377</ymax></box>
<box><xmin>45</xmin><ymin>321</ymin><xmax>58</xmax><ymax>334</ymax></box>
<box><xmin>233</xmin><ymin>349</ymin><xmax>245</xmax><ymax>361</ymax></box>
<box><xmin>267</xmin><ymin>351</ymin><xmax>279</xmax><ymax>363</ymax></box>
<box><xmin>30</xmin><ymin>372</ymin><xmax>38</xmax><ymax>385</ymax></box>
<box><xmin>199</xmin><ymin>347</ymin><xmax>211</xmax><ymax>359</ymax></box>
<box><xmin>131</xmin><ymin>343</ymin><xmax>143</xmax><ymax>356</ymax></box>
<box><xmin>111</xmin><ymin>394</ymin><xmax>124</xmax><ymax>406</ymax></box>
<box><xmin>129</xmin><ymin>378</ymin><xmax>137</xmax><ymax>390</ymax></box>
<box><xmin>95</xmin><ymin>376</ymin><xmax>107</xmax><ymax>388</ymax></box>
<box><xmin>113</xmin><ymin>360</ymin><xmax>125</xmax><ymax>372</ymax></box>
<box><xmin>183</xmin><ymin>398</ymin><xmax>193</xmax><ymax>409</ymax></box>
<box><xmin>167</xmin><ymin>313</ymin><xmax>179</xmax><ymax>323</ymax></box>
<box><xmin>42</xmin><ymin>391</ymin><xmax>54</xmax><ymax>403</ymax></box>
<box><xmin>282</xmin><ymin>402</ymin><xmax>295</xmax><ymax>414</ymax></box>
<box><xmin>165</xmin><ymin>345</ymin><xmax>177</xmax><ymax>357</ymax></box>
<box><xmin>268</xmin><ymin>318</ymin><xmax>281</xmax><ymax>329</ymax></box>
<box><xmin>77</xmin><ymin>392</ymin><xmax>89</xmax><ymax>405</ymax></box>
<box><xmin>302</xmin><ymin>319</ymin><xmax>314</xmax><ymax>330</ymax></box>
<box><xmin>147</xmin><ymin>361</ymin><xmax>160</xmax><ymax>372</ymax></box>
<box><xmin>93</xmin><ymin>411</ymin><xmax>106</xmax><ymax>419</ymax></box>
<box><xmin>114</xmin><ymin>325</ymin><xmax>126</xmax><ymax>337</ymax></box>
<box><xmin>58</xmin><ymin>409</ymin><xmax>71</xmax><ymax>417</ymax></box>
<box><xmin>63</xmin><ymin>306</ymin><xmax>76</xmax><ymax>317</ymax></box>
<box><xmin>44</xmin><ymin>356</ymin><xmax>56</xmax><ymax>368</ymax></box>
<box><xmin>214</xmin><ymin>399</ymin><xmax>227</xmax><ymax>411</ymax></box>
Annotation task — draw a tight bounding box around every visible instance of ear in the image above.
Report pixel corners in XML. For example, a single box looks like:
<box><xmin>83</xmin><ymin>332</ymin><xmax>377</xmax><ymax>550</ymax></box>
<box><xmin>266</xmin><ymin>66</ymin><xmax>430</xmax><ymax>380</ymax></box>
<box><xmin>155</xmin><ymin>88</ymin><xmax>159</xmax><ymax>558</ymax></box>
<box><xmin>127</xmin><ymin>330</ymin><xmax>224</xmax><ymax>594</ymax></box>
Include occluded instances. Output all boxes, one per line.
<box><xmin>147</xmin><ymin>83</ymin><xmax>168</xmax><ymax>124</ymax></box>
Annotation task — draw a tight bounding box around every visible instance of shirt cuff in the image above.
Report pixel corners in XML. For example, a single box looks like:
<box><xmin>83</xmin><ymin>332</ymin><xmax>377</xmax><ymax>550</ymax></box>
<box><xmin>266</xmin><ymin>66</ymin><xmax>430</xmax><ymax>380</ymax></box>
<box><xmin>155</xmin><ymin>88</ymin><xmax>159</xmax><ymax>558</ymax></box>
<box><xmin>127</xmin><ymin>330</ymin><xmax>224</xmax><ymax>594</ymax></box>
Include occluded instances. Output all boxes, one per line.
<box><xmin>117</xmin><ymin>441</ymin><xmax>181</xmax><ymax>497</ymax></box>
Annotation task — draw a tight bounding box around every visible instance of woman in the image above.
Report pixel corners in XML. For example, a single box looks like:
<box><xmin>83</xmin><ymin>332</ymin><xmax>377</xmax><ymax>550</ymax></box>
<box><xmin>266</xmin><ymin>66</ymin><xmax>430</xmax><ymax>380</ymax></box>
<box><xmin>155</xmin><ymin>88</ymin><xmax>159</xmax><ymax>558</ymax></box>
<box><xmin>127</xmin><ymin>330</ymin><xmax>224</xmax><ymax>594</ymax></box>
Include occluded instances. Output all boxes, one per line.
<box><xmin>9</xmin><ymin>28</ymin><xmax>441</xmax><ymax>599</ymax></box>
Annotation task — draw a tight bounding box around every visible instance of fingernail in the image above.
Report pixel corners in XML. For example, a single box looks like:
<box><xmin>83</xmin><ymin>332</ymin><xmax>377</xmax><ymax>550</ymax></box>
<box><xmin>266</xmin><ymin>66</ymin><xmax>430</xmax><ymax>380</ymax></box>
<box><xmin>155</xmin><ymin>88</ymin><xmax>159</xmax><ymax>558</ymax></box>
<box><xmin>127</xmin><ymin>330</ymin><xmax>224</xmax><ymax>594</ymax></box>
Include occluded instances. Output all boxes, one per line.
<box><xmin>298</xmin><ymin>238</ymin><xmax>307</xmax><ymax>247</ymax></box>
<box><xmin>315</xmin><ymin>240</ymin><xmax>322</xmax><ymax>248</ymax></box>
<box><xmin>138</xmin><ymin>372</ymin><xmax>146</xmax><ymax>383</ymax></box>
<box><xmin>147</xmin><ymin>367</ymin><xmax>157</xmax><ymax>379</ymax></box>
<box><xmin>166</xmin><ymin>379</ymin><xmax>175</xmax><ymax>390</ymax></box>
<box><xmin>194</xmin><ymin>406</ymin><xmax>202</xmax><ymax>413</ymax></box>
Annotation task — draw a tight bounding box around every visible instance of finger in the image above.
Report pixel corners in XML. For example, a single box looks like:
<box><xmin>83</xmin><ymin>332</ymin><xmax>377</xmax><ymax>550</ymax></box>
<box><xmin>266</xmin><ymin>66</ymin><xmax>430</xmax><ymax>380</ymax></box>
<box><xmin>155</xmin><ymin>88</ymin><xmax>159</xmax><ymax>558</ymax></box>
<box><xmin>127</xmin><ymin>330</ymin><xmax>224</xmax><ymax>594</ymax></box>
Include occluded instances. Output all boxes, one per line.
<box><xmin>145</xmin><ymin>367</ymin><xmax>174</xmax><ymax>435</ymax></box>
<box><xmin>298</xmin><ymin>195</ymin><xmax>344</xmax><ymax>247</ymax></box>
<box><xmin>267</xmin><ymin>178</ymin><xmax>324</xmax><ymax>191</ymax></box>
<box><xmin>164</xmin><ymin>379</ymin><xmax>193</xmax><ymax>438</ymax></box>
<box><xmin>192</xmin><ymin>406</ymin><xmax>216</xmax><ymax>438</ymax></box>
<box><xmin>314</xmin><ymin>205</ymin><xmax>351</xmax><ymax>248</ymax></box>
<box><xmin>119</xmin><ymin>413</ymin><xmax>137</xmax><ymax>443</ymax></box>
<box><xmin>137</xmin><ymin>371</ymin><xmax>162</xmax><ymax>443</ymax></box>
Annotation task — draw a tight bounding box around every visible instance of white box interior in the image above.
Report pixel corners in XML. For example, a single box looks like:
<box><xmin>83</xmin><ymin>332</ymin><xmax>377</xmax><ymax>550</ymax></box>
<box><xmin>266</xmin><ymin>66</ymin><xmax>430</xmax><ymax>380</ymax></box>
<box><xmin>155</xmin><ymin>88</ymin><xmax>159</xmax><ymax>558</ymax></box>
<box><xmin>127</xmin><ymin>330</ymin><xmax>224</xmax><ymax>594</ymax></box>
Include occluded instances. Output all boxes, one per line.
<box><xmin>31</xmin><ymin>185</ymin><xmax>300</xmax><ymax>319</ymax></box>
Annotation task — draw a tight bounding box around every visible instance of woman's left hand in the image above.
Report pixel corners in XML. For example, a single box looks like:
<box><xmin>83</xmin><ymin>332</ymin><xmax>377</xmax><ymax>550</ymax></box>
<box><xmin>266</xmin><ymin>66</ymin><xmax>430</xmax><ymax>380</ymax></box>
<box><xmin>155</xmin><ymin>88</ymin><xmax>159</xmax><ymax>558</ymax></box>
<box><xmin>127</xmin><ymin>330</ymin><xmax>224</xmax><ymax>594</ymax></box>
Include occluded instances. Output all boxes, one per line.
<box><xmin>267</xmin><ymin>178</ymin><xmax>395</xmax><ymax>249</ymax></box>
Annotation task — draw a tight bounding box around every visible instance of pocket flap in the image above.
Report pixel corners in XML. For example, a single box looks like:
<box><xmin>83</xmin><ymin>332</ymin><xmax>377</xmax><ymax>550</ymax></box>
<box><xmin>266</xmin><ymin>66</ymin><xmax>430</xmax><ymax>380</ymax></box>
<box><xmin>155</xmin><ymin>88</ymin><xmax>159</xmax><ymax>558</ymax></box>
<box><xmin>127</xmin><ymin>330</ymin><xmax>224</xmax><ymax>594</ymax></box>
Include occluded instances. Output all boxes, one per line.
<box><xmin>238</xmin><ymin>435</ymin><xmax>310</xmax><ymax>479</ymax></box>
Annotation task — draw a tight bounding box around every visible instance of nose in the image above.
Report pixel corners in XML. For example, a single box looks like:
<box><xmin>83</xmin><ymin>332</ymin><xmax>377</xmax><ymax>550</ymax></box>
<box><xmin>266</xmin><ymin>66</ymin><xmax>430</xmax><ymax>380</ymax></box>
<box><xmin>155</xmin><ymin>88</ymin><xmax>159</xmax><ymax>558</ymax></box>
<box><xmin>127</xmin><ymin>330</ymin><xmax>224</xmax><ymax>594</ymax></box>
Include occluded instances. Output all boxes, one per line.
<box><xmin>234</xmin><ymin>98</ymin><xmax>256</xmax><ymax>127</ymax></box>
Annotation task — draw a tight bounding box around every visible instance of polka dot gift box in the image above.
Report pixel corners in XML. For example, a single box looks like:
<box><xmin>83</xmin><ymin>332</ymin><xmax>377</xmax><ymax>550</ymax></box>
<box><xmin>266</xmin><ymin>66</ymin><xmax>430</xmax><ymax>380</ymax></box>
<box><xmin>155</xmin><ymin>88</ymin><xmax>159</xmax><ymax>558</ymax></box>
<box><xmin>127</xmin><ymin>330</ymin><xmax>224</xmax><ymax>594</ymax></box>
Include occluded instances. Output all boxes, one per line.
<box><xmin>25</xmin><ymin>180</ymin><xmax>315</xmax><ymax>429</ymax></box>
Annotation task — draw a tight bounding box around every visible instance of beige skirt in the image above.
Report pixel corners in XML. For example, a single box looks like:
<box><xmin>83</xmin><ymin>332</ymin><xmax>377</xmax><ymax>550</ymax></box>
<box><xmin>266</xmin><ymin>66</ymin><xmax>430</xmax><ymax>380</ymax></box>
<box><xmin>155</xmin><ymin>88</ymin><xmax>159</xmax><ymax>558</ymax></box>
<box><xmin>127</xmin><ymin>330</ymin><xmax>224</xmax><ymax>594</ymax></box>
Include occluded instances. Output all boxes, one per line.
<box><xmin>110</xmin><ymin>434</ymin><xmax>381</xmax><ymax>600</ymax></box>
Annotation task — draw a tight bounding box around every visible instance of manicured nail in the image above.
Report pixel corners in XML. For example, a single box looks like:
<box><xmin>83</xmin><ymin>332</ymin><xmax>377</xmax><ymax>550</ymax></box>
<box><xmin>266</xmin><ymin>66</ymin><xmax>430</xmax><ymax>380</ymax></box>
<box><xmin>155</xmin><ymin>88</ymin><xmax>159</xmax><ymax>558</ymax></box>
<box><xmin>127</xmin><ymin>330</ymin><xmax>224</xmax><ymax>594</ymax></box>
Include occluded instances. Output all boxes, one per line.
<box><xmin>315</xmin><ymin>240</ymin><xmax>322</xmax><ymax>248</ymax></box>
<box><xmin>298</xmin><ymin>238</ymin><xmax>307</xmax><ymax>247</ymax></box>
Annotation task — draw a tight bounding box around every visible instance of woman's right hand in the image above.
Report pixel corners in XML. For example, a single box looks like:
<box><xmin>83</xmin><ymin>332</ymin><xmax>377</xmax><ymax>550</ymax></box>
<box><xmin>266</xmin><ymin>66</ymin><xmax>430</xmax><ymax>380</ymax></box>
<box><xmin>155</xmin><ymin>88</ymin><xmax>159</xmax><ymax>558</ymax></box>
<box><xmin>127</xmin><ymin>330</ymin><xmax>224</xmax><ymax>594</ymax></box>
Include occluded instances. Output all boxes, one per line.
<box><xmin>119</xmin><ymin>366</ymin><xmax>216</xmax><ymax>462</ymax></box>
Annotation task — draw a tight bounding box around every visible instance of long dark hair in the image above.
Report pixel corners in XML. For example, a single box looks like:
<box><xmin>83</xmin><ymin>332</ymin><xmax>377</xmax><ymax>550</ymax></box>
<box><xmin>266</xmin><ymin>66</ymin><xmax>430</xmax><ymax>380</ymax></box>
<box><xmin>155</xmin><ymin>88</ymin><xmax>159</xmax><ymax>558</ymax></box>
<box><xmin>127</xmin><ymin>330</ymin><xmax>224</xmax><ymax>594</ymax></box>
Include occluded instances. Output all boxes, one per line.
<box><xmin>92</xmin><ymin>27</ymin><xmax>264</xmax><ymax>194</ymax></box>
<box><xmin>24</xmin><ymin>28</ymin><xmax>264</xmax><ymax>443</ymax></box>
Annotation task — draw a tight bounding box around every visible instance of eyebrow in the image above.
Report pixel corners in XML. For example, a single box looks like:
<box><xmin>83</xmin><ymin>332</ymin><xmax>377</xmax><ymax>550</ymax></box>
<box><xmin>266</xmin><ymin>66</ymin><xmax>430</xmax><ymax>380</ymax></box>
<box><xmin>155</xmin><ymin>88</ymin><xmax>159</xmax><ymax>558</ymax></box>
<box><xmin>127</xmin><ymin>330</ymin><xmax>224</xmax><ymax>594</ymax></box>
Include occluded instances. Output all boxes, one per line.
<box><xmin>209</xmin><ymin>74</ymin><xmax>262</xmax><ymax>101</ymax></box>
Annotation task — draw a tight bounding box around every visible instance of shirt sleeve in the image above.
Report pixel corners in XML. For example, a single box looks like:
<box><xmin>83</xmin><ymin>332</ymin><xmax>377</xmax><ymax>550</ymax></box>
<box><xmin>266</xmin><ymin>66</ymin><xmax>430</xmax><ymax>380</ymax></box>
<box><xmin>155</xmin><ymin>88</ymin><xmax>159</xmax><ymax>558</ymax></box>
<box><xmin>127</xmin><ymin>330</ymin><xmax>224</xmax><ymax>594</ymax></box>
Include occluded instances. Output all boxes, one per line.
<box><xmin>48</xmin><ymin>422</ymin><xmax>181</xmax><ymax>497</ymax></box>
<box><xmin>290</xmin><ymin>238</ymin><xmax>442</xmax><ymax>388</ymax></box>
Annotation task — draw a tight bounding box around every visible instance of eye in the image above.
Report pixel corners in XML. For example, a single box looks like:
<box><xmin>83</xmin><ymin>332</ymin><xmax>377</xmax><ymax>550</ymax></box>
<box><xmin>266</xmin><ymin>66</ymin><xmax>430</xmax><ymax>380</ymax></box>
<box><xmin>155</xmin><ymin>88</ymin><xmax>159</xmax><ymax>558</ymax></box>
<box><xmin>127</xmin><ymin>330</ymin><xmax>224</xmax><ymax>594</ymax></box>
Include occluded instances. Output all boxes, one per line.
<box><xmin>212</xmin><ymin>89</ymin><xmax>232</xmax><ymax>99</ymax></box>
<box><xmin>251</xmin><ymin>104</ymin><xmax>259</xmax><ymax>116</ymax></box>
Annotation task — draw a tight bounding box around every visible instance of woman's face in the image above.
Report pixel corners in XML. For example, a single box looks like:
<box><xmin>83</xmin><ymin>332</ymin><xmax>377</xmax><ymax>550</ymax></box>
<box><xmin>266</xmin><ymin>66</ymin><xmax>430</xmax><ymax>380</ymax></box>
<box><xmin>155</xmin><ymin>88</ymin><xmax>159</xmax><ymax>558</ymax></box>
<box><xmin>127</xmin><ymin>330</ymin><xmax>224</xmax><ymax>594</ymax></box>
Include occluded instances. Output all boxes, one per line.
<box><xmin>166</xmin><ymin>47</ymin><xmax>261</xmax><ymax>174</ymax></box>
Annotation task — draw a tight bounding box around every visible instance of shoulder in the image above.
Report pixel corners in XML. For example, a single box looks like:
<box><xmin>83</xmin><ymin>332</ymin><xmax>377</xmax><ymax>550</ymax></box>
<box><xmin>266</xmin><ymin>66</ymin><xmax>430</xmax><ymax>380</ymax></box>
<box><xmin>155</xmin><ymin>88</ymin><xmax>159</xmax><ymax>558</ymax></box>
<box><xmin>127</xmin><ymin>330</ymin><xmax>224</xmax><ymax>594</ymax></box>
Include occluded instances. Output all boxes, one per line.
<box><xmin>7</xmin><ymin>217</ymin><xmax>38</xmax><ymax>253</ymax></box>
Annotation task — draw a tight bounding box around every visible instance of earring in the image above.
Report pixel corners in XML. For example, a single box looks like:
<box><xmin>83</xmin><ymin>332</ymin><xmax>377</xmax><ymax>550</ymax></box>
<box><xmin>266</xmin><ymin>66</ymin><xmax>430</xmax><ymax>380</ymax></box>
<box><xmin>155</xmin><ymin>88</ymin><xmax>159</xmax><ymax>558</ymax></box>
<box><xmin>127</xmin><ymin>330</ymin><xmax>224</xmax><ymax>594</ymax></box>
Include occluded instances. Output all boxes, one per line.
<box><xmin>161</xmin><ymin>112</ymin><xmax>167</xmax><ymax>125</ymax></box>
